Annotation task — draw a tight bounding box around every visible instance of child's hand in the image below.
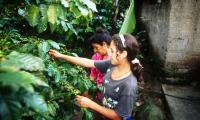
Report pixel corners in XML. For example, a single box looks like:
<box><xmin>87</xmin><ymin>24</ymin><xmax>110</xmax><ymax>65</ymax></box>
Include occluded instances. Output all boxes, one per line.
<box><xmin>48</xmin><ymin>49</ymin><xmax>63</xmax><ymax>58</ymax></box>
<box><xmin>76</xmin><ymin>95</ymin><xmax>93</xmax><ymax>108</ymax></box>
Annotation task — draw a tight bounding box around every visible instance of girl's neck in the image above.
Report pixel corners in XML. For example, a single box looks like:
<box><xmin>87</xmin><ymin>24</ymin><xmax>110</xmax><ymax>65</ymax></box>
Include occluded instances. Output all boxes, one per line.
<box><xmin>116</xmin><ymin>61</ymin><xmax>131</xmax><ymax>72</ymax></box>
<box><xmin>112</xmin><ymin>61</ymin><xmax>131</xmax><ymax>80</ymax></box>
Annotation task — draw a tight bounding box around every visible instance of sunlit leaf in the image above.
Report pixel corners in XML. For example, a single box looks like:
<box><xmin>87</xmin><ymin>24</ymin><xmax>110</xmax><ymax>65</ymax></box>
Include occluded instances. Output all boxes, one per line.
<box><xmin>26</xmin><ymin>5</ymin><xmax>40</xmax><ymax>27</ymax></box>
<box><xmin>47</xmin><ymin>4</ymin><xmax>57</xmax><ymax>25</ymax></box>
<box><xmin>75</xmin><ymin>1</ymin><xmax>89</xmax><ymax>16</ymax></box>
<box><xmin>82</xmin><ymin>0</ymin><xmax>97</xmax><ymax>12</ymax></box>
<box><xmin>61</xmin><ymin>0</ymin><xmax>69</xmax><ymax>8</ymax></box>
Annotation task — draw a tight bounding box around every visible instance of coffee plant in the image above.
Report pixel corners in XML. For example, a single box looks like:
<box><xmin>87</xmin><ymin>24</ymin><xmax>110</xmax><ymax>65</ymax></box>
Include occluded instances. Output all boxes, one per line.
<box><xmin>0</xmin><ymin>30</ymin><xmax>98</xmax><ymax>120</ymax></box>
<box><xmin>0</xmin><ymin>0</ymin><xmax>135</xmax><ymax>120</ymax></box>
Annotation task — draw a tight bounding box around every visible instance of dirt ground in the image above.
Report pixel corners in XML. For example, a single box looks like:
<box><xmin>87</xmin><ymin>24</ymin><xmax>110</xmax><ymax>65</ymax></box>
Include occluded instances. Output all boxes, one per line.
<box><xmin>137</xmin><ymin>55</ymin><xmax>171</xmax><ymax>120</ymax></box>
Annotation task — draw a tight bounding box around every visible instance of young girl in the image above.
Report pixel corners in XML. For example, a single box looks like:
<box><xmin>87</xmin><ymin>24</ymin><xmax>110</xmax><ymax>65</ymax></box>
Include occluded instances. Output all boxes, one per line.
<box><xmin>89</xmin><ymin>28</ymin><xmax>111</xmax><ymax>85</ymax></box>
<box><xmin>48</xmin><ymin>34</ymin><xmax>143</xmax><ymax>120</ymax></box>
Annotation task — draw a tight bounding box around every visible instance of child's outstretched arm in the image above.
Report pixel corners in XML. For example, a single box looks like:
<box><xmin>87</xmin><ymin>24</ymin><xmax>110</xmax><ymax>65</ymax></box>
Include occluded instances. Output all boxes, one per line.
<box><xmin>48</xmin><ymin>49</ymin><xmax>95</xmax><ymax>68</ymax></box>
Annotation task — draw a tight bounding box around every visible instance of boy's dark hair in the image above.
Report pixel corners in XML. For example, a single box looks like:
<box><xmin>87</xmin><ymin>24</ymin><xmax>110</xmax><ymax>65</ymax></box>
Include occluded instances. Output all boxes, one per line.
<box><xmin>88</xmin><ymin>28</ymin><xmax>112</xmax><ymax>45</ymax></box>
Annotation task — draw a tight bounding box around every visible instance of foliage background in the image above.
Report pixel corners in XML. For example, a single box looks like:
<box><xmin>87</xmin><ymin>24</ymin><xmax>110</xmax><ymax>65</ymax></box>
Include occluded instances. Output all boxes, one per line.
<box><xmin>0</xmin><ymin>0</ymin><xmax>130</xmax><ymax>120</ymax></box>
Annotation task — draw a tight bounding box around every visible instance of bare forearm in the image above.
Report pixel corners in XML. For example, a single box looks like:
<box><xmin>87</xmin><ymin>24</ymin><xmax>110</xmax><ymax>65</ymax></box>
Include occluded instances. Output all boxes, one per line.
<box><xmin>59</xmin><ymin>54</ymin><xmax>95</xmax><ymax>68</ymax></box>
<box><xmin>89</xmin><ymin>101</ymin><xmax>121</xmax><ymax>120</ymax></box>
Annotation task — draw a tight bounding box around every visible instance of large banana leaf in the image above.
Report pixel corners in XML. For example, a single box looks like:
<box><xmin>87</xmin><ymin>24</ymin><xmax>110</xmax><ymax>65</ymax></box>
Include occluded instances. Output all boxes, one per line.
<box><xmin>119</xmin><ymin>0</ymin><xmax>136</xmax><ymax>34</ymax></box>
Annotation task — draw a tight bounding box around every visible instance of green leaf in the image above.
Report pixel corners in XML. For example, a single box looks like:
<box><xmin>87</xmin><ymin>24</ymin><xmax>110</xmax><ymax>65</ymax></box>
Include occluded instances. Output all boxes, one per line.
<box><xmin>81</xmin><ymin>108</ymin><xmax>94</xmax><ymax>120</ymax></box>
<box><xmin>61</xmin><ymin>0</ymin><xmax>69</xmax><ymax>8</ymax></box>
<box><xmin>70</xmin><ymin>3</ymin><xmax>81</xmax><ymax>18</ymax></box>
<box><xmin>38</xmin><ymin>16</ymin><xmax>48</xmax><ymax>33</ymax></box>
<box><xmin>82</xmin><ymin>0</ymin><xmax>97</xmax><ymax>12</ymax></box>
<box><xmin>48</xmin><ymin>103</ymin><xmax>56</xmax><ymax>116</ymax></box>
<box><xmin>40</xmin><ymin>4</ymin><xmax>48</xmax><ymax>16</ymax></box>
<box><xmin>19</xmin><ymin>43</ymin><xmax>37</xmax><ymax>53</ymax></box>
<box><xmin>137</xmin><ymin>101</ymin><xmax>165</xmax><ymax>120</ymax></box>
<box><xmin>49</xmin><ymin>23</ymin><xmax>57</xmax><ymax>32</ymax></box>
<box><xmin>85</xmin><ymin>26</ymin><xmax>93</xmax><ymax>32</ymax></box>
<box><xmin>57</xmin><ymin>5</ymin><xmax>66</xmax><ymax>20</ymax></box>
<box><xmin>119</xmin><ymin>0</ymin><xmax>136</xmax><ymax>34</ymax></box>
<box><xmin>38</xmin><ymin>4</ymin><xmax>48</xmax><ymax>33</ymax></box>
<box><xmin>23</xmin><ymin>93</ymin><xmax>48</xmax><ymax>113</ymax></box>
<box><xmin>0</xmin><ymin>94</ymin><xmax>22</xmax><ymax>120</ymax></box>
<box><xmin>46</xmin><ymin>63</ymin><xmax>61</xmax><ymax>83</ymax></box>
<box><xmin>61</xmin><ymin>21</ymin><xmax>68</xmax><ymax>31</ymax></box>
<box><xmin>26</xmin><ymin>5</ymin><xmax>40</xmax><ymax>27</ymax></box>
<box><xmin>47</xmin><ymin>4</ymin><xmax>57</xmax><ymax>25</ymax></box>
<box><xmin>38</xmin><ymin>41</ymin><xmax>50</xmax><ymax>60</ymax></box>
<box><xmin>0</xmin><ymin>51</ymin><xmax>45</xmax><ymax>71</ymax></box>
<box><xmin>47</xmin><ymin>40</ymin><xmax>60</xmax><ymax>49</ymax></box>
<box><xmin>0</xmin><ymin>71</ymin><xmax>48</xmax><ymax>92</ymax></box>
<box><xmin>44</xmin><ymin>0</ymin><xmax>52</xmax><ymax>2</ymax></box>
<box><xmin>18</xmin><ymin>8</ymin><xmax>26</xmax><ymax>17</ymax></box>
<box><xmin>66</xmin><ymin>23</ymin><xmax>77</xmax><ymax>35</ymax></box>
<box><xmin>75</xmin><ymin>1</ymin><xmax>89</xmax><ymax>16</ymax></box>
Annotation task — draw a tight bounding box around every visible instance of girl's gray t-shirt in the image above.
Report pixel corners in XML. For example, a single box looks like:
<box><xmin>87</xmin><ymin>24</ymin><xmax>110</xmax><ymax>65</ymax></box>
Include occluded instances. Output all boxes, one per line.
<box><xmin>94</xmin><ymin>60</ymin><xmax>137</xmax><ymax>120</ymax></box>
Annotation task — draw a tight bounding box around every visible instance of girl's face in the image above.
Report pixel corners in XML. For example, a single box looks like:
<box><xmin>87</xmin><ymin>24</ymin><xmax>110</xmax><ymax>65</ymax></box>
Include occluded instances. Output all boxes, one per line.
<box><xmin>92</xmin><ymin>43</ymin><xmax>108</xmax><ymax>56</ymax></box>
<box><xmin>109</xmin><ymin>41</ymin><xmax>127</xmax><ymax>65</ymax></box>
<box><xmin>109</xmin><ymin>41</ymin><xmax>119</xmax><ymax>65</ymax></box>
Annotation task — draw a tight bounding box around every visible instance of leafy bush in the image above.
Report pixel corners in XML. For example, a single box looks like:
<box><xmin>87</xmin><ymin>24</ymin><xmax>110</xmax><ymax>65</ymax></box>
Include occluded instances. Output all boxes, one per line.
<box><xmin>18</xmin><ymin>0</ymin><xmax>97</xmax><ymax>35</ymax></box>
<box><xmin>0</xmin><ymin>30</ymin><xmax>97</xmax><ymax>120</ymax></box>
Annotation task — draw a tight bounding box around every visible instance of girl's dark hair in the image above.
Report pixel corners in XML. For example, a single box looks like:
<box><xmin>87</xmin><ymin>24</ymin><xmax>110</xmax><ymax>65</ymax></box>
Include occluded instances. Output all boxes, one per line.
<box><xmin>88</xmin><ymin>28</ymin><xmax>112</xmax><ymax>45</ymax></box>
<box><xmin>112</xmin><ymin>34</ymin><xmax>144</xmax><ymax>81</ymax></box>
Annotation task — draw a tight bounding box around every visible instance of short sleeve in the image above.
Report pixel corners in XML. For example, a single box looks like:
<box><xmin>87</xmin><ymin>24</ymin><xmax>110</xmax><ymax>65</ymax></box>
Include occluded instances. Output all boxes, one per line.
<box><xmin>94</xmin><ymin>60</ymin><xmax>111</xmax><ymax>73</ymax></box>
<box><xmin>115</xmin><ymin>95</ymin><xmax>135</xmax><ymax>119</ymax></box>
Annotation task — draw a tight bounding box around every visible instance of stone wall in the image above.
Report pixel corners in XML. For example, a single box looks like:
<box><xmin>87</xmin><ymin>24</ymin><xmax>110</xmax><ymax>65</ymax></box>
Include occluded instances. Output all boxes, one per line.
<box><xmin>141</xmin><ymin>0</ymin><xmax>200</xmax><ymax>69</ymax></box>
<box><xmin>141</xmin><ymin>0</ymin><xmax>170</xmax><ymax>62</ymax></box>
